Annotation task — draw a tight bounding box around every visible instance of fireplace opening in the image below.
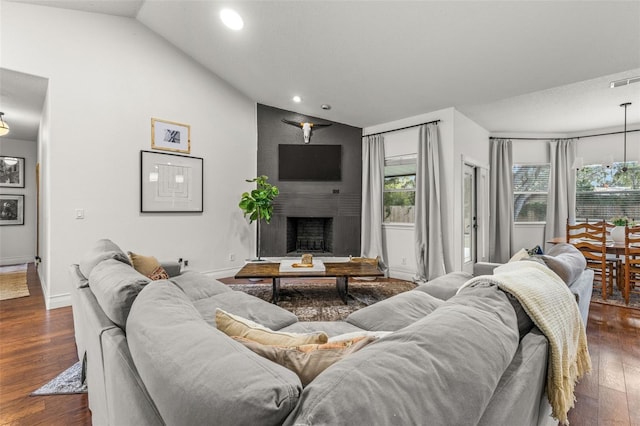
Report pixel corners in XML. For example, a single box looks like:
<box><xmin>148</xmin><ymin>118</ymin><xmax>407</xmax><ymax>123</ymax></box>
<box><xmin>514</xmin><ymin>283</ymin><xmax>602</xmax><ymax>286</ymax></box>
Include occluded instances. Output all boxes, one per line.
<box><xmin>286</xmin><ymin>217</ymin><xmax>334</xmax><ymax>256</ymax></box>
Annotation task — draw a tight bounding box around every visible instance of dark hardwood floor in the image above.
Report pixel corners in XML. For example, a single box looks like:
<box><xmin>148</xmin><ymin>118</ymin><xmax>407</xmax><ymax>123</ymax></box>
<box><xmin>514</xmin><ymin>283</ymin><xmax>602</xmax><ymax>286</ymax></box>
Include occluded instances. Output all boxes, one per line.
<box><xmin>0</xmin><ymin>264</ymin><xmax>638</xmax><ymax>425</ymax></box>
<box><xmin>0</xmin><ymin>263</ymin><xmax>90</xmax><ymax>425</ymax></box>
<box><xmin>569</xmin><ymin>301</ymin><xmax>640</xmax><ymax>426</ymax></box>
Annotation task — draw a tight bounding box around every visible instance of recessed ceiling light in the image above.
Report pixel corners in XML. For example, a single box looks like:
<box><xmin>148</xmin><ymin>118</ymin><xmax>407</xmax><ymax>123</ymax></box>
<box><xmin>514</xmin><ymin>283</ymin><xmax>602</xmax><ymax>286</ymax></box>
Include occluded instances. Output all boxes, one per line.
<box><xmin>220</xmin><ymin>9</ymin><xmax>244</xmax><ymax>30</ymax></box>
<box><xmin>292</xmin><ymin>96</ymin><xmax>302</xmax><ymax>103</ymax></box>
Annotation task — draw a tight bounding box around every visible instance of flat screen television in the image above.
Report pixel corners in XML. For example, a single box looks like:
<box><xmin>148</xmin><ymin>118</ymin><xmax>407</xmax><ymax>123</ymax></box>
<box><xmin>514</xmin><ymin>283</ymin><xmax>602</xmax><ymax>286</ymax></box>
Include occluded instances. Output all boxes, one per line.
<box><xmin>278</xmin><ymin>144</ymin><xmax>342</xmax><ymax>181</ymax></box>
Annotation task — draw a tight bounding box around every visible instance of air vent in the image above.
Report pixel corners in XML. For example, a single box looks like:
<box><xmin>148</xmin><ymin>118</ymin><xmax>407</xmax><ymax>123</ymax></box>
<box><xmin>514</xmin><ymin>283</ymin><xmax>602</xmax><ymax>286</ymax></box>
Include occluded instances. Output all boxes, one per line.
<box><xmin>610</xmin><ymin>76</ymin><xmax>640</xmax><ymax>88</ymax></box>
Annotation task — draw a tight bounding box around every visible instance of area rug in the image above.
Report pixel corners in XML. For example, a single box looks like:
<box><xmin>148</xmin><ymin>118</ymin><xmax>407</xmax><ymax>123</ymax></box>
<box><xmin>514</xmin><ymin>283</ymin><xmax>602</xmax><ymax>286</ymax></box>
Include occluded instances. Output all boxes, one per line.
<box><xmin>0</xmin><ymin>263</ymin><xmax>29</xmax><ymax>301</ymax></box>
<box><xmin>30</xmin><ymin>361</ymin><xmax>87</xmax><ymax>396</ymax></box>
<box><xmin>591</xmin><ymin>281</ymin><xmax>640</xmax><ymax>310</ymax></box>
<box><xmin>227</xmin><ymin>278</ymin><xmax>417</xmax><ymax>321</ymax></box>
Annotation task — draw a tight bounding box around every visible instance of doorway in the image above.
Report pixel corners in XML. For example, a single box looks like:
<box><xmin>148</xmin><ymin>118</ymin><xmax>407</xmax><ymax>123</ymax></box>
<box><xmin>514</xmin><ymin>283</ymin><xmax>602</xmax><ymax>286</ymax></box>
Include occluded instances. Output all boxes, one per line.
<box><xmin>462</xmin><ymin>159</ymin><xmax>489</xmax><ymax>274</ymax></box>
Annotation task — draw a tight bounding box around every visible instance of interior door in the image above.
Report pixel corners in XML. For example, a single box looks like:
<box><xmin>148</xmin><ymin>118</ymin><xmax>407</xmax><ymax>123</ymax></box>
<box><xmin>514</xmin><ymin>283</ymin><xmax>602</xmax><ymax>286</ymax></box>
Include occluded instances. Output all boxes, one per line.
<box><xmin>462</xmin><ymin>164</ymin><xmax>476</xmax><ymax>274</ymax></box>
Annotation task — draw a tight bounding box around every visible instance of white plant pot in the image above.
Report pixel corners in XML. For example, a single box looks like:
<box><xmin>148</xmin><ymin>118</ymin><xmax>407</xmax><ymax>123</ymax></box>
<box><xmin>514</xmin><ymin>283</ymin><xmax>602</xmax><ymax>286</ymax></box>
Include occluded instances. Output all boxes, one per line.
<box><xmin>611</xmin><ymin>226</ymin><xmax>625</xmax><ymax>243</ymax></box>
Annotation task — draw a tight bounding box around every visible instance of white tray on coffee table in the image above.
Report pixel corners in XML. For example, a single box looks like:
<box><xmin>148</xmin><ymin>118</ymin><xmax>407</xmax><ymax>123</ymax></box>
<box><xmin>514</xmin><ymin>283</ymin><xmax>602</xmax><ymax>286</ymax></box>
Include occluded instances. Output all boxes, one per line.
<box><xmin>279</xmin><ymin>259</ymin><xmax>326</xmax><ymax>273</ymax></box>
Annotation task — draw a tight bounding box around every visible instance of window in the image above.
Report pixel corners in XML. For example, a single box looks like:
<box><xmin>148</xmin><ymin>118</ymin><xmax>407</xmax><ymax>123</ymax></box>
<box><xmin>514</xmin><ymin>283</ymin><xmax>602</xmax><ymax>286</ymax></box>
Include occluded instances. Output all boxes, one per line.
<box><xmin>576</xmin><ymin>162</ymin><xmax>640</xmax><ymax>220</ymax></box>
<box><xmin>513</xmin><ymin>164</ymin><xmax>550</xmax><ymax>223</ymax></box>
<box><xmin>383</xmin><ymin>155</ymin><xmax>416</xmax><ymax>223</ymax></box>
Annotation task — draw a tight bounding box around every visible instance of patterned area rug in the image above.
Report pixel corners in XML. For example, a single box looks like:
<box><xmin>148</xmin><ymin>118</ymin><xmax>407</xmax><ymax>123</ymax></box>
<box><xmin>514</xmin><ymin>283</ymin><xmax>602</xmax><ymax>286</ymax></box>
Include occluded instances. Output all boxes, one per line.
<box><xmin>0</xmin><ymin>263</ymin><xmax>29</xmax><ymax>301</ymax></box>
<box><xmin>227</xmin><ymin>278</ymin><xmax>417</xmax><ymax>321</ymax></box>
<box><xmin>30</xmin><ymin>361</ymin><xmax>87</xmax><ymax>396</ymax></box>
<box><xmin>591</xmin><ymin>281</ymin><xmax>640</xmax><ymax>310</ymax></box>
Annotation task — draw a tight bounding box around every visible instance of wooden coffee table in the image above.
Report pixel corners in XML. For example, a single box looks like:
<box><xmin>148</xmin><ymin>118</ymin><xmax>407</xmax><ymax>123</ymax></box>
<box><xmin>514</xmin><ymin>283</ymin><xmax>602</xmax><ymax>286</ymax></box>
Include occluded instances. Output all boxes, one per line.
<box><xmin>234</xmin><ymin>260</ymin><xmax>384</xmax><ymax>304</ymax></box>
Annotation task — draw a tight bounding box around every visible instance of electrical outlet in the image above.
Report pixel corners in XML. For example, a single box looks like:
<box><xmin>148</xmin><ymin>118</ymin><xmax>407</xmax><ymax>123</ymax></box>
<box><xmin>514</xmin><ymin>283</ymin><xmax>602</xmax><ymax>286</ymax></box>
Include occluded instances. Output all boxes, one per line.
<box><xmin>184</xmin><ymin>260</ymin><xmax>189</xmax><ymax>267</ymax></box>
<box><xmin>229</xmin><ymin>253</ymin><xmax>236</xmax><ymax>261</ymax></box>
<box><xmin>401</xmin><ymin>257</ymin><xmax>407</xmax><ymax>266</ymax></box>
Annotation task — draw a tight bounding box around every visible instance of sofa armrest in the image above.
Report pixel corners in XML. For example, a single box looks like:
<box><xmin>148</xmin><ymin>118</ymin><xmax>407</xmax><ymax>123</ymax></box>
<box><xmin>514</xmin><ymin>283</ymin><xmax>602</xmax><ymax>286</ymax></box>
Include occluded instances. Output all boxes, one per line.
<box><xmin>160</xmin><ymin>261</ymin><xmax>181</xmax><ymax>277</ymax></box>
<box><xmin>473</xmin><ymin>262</ymin><xmax>502</xmax><ymax>276</ymax></box>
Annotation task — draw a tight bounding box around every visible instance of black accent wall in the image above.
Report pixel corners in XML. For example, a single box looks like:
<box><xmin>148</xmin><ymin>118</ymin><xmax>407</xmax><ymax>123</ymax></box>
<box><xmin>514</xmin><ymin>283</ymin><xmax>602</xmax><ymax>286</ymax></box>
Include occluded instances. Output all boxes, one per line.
<box><xmin>257</xmin><ymin>104</ymin><xmax>363</xmax><ymax>257</ymax></box>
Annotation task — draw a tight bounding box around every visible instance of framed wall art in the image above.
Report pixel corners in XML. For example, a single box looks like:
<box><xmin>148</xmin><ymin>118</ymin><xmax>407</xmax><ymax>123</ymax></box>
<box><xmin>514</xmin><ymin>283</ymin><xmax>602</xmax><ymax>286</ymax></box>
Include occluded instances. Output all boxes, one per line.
<box><xmin>140</xmin><ymin>150</ymin><xmax>203</xmax><ymax>213</ymax></box>
<box><xmin>0</xmin><ymin>156</ymin><xmax>25</xmax><ymax>188</ymax></box>
<box><xmin>0</xmin><ymin>194</ymin><xmax>24</xmax><ymax>226</ymax></box>
<box><xmin>151</xmin><ymin>118</ymin><xmax>191</xmax><ymax>154</ymax></box>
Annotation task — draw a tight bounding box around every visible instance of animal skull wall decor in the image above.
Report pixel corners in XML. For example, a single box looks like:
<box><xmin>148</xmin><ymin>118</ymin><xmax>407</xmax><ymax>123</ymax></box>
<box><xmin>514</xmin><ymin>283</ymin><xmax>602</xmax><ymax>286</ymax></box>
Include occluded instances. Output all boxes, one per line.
<box><xmin>282</xmin><ymin>119</ymin><xmax>332</xmax><ymax>143</ymax></box>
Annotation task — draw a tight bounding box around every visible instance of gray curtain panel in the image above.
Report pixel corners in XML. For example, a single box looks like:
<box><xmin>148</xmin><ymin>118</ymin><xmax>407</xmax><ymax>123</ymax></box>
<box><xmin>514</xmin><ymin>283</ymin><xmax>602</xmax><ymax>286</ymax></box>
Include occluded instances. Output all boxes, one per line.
<box><xmin>360</xmin><ymin>134</ymin><xmax>387</xmax><ymax>268</ymax></box>
<box><xmin>544</xmin><ymin>139</ymin><xmax>576</xmax><ymax>247</ymax></box>
<box><xmin>414</xmin><ymin>123</ymin><xmax>446</xmax><ymax>282</ymax></box>
<box><xmin>489</xmin><ymin>139</ymin><xmax>514</xmax><ymax>263</ymax></box>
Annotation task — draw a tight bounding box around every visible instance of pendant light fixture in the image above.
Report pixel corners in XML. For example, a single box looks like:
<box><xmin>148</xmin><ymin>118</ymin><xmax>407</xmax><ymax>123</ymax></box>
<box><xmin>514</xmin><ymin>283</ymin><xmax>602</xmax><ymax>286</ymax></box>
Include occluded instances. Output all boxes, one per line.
<box><xmin>0</xmin><ymin>112</ymin><xmax>9</xmax><ymax>136</ymax></box>
<box><xmin>620</xmin><ymin>102</ymin><xmax>631</xmax><ymax>172</ymax></box>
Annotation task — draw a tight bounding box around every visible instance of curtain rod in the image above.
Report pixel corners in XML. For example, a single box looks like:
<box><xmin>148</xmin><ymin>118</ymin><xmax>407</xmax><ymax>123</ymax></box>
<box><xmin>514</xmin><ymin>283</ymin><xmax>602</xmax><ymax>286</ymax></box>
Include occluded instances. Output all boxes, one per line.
<box><xmin>363</xmin><ymin>119</ymin><xmax>440</xmax><ymax>138</ymax></box>
<box><xmin>490</xmin><ymin>128</ymin><xmax>640</xmax><ymax>141</ymax></box>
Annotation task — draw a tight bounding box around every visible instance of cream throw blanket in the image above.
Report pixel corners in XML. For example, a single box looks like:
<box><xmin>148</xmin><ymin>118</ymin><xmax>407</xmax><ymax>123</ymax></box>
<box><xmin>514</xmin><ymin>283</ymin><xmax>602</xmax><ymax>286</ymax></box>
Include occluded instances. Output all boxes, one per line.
<box><xmin>458</xmin><ymin>261</ymin><xmax>591</xmax><ymax>425</ymax></box>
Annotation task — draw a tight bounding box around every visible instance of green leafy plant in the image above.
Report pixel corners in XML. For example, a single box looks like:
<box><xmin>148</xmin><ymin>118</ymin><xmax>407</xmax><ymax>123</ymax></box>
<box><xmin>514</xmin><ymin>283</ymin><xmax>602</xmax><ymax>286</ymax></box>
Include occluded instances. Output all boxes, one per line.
<box><xmin>239</xmin><ymin>176</ymin><xmax>279</xmax><ymax>259</ymax></box>
<box><xmin>610</xmin><ymin>216</ymin><xmax>635</xmax><ymax>226</ymax></box>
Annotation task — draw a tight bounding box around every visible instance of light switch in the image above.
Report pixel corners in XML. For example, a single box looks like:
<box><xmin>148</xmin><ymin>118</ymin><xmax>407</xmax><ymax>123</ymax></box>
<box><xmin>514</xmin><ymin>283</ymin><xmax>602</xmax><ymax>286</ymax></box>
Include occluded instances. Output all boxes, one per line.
<box><xmin>75</xmin><ymin>209</ymin><xmax>85</xmax><ymax>219</ymax></box>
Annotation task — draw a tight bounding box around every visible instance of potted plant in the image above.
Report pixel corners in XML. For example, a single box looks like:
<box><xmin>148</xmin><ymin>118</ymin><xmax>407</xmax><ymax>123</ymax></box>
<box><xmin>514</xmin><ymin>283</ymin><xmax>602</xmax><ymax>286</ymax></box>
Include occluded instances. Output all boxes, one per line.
<box><xmin>610</xmin><ymin>216</ymin><xmax>635</xmax><ymax>243</ymax></box>
<box><xmin>238</xmin><ymin>175</ymin><xmax>279</xmax><ymax>260</ymax></box>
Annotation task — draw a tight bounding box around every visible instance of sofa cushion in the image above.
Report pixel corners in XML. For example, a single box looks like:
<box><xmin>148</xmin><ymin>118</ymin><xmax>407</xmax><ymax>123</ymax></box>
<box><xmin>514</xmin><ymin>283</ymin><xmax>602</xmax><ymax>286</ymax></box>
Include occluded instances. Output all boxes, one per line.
<box><xmin>234</xmin><ymin>335</ymin><xmax>377</xmax><ymax>386</ymax></box>
<box><xmin>285</xmin><ymin>284</ymin><xmax>519</xmax><ymax>425</ymax></box>
<box><xmin>477</xmin><ymin>328</ymin><xmax>549</xmax><ymax>426</ymax></box>
<box><xmin>169</xmin><ymin>271</ymin><xmax>232</xmax><ymax>301</ymax></box>
<box><xmin>88</xmin><ymin>258</ymin><xmax>151</xmax><ymax>328</ymax></box>
<box><xmin>79</xmin><ymin>239</ymin><xmax>131</xmax><ymax>281</ymax></box>
<box><xmin>127</xmin><ymin>281</ymin><xmax>302</xmax><ymax>426</ymax></box>
<box><xmin>414</xmin><ymin>271</ymin><xmax>472</xmax><ymax>300</ymax></box>
<box><xmin>216</xmin><ymin>309</ymin><xmax>328</xmax><ymax>345</ymax></box>
<box><xmin>346</xmin><ymin>290</ymin><xmax>443</xmax><ymax>331</ymax></box>
<box><xmin>532</xmin><ymin>243</ymin><xmax>586</xmax><ymax>285</ymax></box>
<box><xmin>194</xmin><ymin>290</ymin><xmax>298</xmax><ymax>330</ymax></box>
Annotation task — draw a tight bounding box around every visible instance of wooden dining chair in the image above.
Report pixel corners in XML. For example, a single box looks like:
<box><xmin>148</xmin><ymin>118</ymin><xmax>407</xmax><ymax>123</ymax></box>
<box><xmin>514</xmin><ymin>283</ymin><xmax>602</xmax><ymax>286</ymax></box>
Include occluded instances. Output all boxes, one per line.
<box><xmin>622</xmin><ymin>224</ymin><xmax>640</xmax><ymax>305</ymax></box>
<box><xmin>589</xmin><ymin>219</ymin><xmax>623</xmax><ymax>292</ymax></box>
<box><xmin>566</xmin><ymin>221</ymin><xmax>613</xmax><ymax>300</ymax></box>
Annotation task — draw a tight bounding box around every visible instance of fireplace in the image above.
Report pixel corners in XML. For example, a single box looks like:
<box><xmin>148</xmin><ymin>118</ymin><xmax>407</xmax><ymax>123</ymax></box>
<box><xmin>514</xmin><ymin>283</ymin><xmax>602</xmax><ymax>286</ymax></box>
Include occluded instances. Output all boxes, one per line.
<box><xmin>286</xmin><ymin>217</ymin><xmax>334</xmax><ymax>255</ymax></box>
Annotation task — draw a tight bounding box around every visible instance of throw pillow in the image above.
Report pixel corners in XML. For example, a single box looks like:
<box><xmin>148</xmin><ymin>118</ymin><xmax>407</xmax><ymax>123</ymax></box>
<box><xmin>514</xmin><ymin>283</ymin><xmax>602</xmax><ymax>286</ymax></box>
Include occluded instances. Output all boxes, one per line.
<box><xmin>508</xmin><ymin>248</ymin><xmax>530</xmax><ymax>263</ymax></box>
<box><xmin>527</xmin><ymin>245</ymin><xmax>543</xmax><ymax>256</ymax></box>
<box><xmin>327</xmin><ymin>330</ymin><xmax>392</xmax><ymax>342</ymax></box>
<box><xmin>128</xmin><ymin>251</ymin><xmax>168</xmax><ymax>280</ymax></box>
<box><xmin>534</xmin><ymin>243</ymin><xmax>586</xmax><ymax>285</ymax></box>
<box><xmin>216</xmin><ymin>309</ymin><xmax>328</xmax><ymax>346</ymax></box>
<box><xmin>147</xmin><ymin>265</ymin><xmax>170</xmax><ymax>281</ymax></box>
<box><xmin>233</xmin><ymin>335</ymin><xmax>377</xmax><ymax>386</ymax></box>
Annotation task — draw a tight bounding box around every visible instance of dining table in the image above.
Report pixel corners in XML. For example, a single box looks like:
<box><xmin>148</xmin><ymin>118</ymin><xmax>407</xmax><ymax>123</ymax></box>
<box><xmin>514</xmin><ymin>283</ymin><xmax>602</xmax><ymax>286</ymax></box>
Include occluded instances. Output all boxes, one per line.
<box><xmin>547</xmin><ymin>236</ymin><xmax>626</xmax><ymax>256</ymax></box>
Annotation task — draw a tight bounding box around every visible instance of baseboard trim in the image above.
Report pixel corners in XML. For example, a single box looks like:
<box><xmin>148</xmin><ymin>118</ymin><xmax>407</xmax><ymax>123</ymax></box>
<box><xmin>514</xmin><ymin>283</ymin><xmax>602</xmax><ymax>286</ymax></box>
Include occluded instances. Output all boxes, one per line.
<box><xmin>46</xmin><ymin>292</ymin><xmax>71</xmax><ymax>310</ymax></box>
<box><xmin>0</xmin><ymin>256</ymin><xmax>34</xmax><ymax>266</ymax></box>
<box><xmin>387</xmin><ymin>268</ymin><xmax>416</xmax><ymax>282</ymax></box>
<box><xmin>202</xmin><ymin>266</ymin><xmax>241</xmax><ymax>279</ymax></box>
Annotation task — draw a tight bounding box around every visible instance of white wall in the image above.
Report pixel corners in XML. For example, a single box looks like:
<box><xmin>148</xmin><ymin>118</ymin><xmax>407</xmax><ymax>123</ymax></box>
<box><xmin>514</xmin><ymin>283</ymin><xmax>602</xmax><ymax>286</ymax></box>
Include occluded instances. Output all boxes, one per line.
<box><xmin>1</xmin><ymin>2</ymin><xmax>257</xmax><ymax>308</ymax></box>
<box><xmin>452</xmin><ymin>110</ymin><xmax>490</xmax><ymax>270</ymax></box>
<box><xmin>363</xmin><ymin>108</ymin><xmax>489</xmax><ymax>279</ymax></box>
<box><xmin>0</xmin><ymin>138</ymin><xmax>37</xmax><ymax>265</ymax></box>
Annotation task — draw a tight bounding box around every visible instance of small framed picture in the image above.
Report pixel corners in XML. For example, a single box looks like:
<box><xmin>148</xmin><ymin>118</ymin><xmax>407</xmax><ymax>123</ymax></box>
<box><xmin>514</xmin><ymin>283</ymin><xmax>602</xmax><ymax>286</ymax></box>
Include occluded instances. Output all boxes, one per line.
<box><xmin>0</xmin><ymin>156</ymin><xmax>25</xmax><ymax>188</ymax></box>
<box><xmin>151</xmin><ymin>118</ymin><xmax>191</xmax><ymax>154</ymax></box>
<box><xmin>0</xmin><ymin>194</ymin><xmax>24</xmax><ymax>226</ymax></box>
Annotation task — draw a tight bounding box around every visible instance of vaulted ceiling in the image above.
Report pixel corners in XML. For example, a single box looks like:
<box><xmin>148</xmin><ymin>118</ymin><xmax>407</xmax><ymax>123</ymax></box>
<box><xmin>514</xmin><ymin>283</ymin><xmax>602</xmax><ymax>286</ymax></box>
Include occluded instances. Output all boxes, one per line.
<box><xmin>3</xmin><ymin>0</ymin><xmax>640</xmax><ymax>141</ymax></box>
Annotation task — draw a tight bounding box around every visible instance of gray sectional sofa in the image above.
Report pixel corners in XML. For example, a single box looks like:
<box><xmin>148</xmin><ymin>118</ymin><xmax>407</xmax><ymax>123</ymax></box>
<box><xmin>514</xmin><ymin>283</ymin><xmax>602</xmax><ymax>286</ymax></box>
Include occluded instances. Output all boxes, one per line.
<box><xmin>70</xmin><ymin>239</ymin><xmax>592</xmax><ymax>426</ymax></box>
